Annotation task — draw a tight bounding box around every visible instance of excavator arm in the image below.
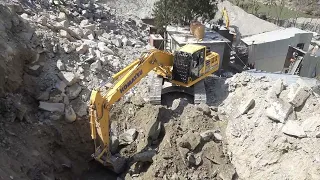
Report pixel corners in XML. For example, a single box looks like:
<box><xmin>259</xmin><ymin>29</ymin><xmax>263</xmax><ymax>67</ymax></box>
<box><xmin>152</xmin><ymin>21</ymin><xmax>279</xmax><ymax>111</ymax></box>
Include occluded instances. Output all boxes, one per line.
<box><xmin>89</xmin><ymin>49</ymin><xmax>174</xmax><ymax>172</ymax></box>
<box><xmin>222</xmin><ymin>7</ymin><xmax>230</xmax><ymax>29</ymax></box>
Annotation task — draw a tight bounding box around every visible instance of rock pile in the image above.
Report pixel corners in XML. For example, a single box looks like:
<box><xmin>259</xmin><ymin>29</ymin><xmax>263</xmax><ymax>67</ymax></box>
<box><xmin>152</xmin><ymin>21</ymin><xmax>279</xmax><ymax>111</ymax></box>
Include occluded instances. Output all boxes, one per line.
<box><xmin>110</xmin><ymin>99</ymin><xmax>235</xmax><ymax>180</ymax></box>
<box><xmin>3</xmin><ymin>0</ymin><xmax>150</xmax><ymax>123</ymax></box>
<box><xmin>221</xmin><ymin>72</ymin><xmax>320</xmax><ymax>180</ymax></box>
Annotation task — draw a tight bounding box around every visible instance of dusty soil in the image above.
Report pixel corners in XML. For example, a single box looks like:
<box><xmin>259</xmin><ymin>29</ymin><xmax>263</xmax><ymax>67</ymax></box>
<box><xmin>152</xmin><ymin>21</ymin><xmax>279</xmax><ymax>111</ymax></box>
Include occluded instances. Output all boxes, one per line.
<box><xmin>106</xmin><ymin>75</ymin><xmax>236</xmax><ymax>180</ymax></box>
<box><xmin>0</xmin><ymin>93</ymin><xmax>117</xmax><ymax>180</ymax></box>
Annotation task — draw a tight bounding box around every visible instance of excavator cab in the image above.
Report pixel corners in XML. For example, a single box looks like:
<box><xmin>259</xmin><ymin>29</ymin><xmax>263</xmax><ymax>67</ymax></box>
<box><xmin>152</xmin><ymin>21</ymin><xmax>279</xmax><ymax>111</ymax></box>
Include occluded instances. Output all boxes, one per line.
<box><xmin>172</xmin><ymin>44</ymin><xmax>219</xmax><ymax>86</ymax></box>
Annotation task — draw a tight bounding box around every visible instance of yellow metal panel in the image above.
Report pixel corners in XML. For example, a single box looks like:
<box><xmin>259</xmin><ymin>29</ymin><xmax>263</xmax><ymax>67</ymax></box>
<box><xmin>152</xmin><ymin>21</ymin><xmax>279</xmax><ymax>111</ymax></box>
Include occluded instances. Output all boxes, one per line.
<box><xmin>178</xmin><ymin>44</ymin><xmax>205</xmax><ymax>54</ymax></box>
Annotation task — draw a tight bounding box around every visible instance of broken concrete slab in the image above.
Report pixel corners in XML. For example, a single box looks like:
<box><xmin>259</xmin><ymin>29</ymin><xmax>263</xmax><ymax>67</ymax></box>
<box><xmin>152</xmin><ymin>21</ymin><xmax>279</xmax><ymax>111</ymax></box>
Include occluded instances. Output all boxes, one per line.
<box><xmin>196</xmin><ymin>103</ymin><xmax>211</xmax><ymax>116</ymax></box>
<box><xmin>98</xmin><ymin>42</ymin><xmax>114</xmax><ymax>54</ymax></box>
<box><xmin>37</xmin><ymin>90</ymin><xmax>50</xmax><ymax>101</ymax></box>
<box><xmin>112</xmin><ymin>38</ymin><xmax>122</xmax><ymax>47</ymax></box>
<box><xmin>72</xmin><ymin>27</ymin><xmax>84</xmax><ymax>38</ymax></box>
<box><xmin>76</xmin><ymin>44</ymin><xmax>89</xmax><ymax>54</ymax></box>
<box><xmin>266</xmin><ymin>99</ymin><xmax>293</xmax><ymax>123</ymax></box>
<box><xmin>66</xmin><ymin>83</ymin><xmax>82</xmax><ymax>100</ymax></box>
<box><xmin>82</xmin><ymin>24</ymin><xmax>96</xmax><ymax>31</ymax></box>
<box><xmin>238</xmin><ymin>98</ymin><xmax>255</xmax><ymax>115</ymax></box>
<box><xmin>58</xmin><ymin>71</ymin><xmax>79</xmax><ymax>86</ymax></box>
<box><xmin>37</xmin><ymin>16</ymin><xmax>48</xmax><ymax>26</ymax></box>
<box><xmin>177</xmin><ymin>131</ymin><xmax>201</xmax><ymax>151</ymax></box>
<box><xmin>301</xmin><ymin>116</ymin><xmax>320</xmax><ymax>132</ymax></box>
<box><xmin>122</xmin><ymin>37</ymin><xmax>131</xmax><ymax>46</ymax></box>
<box><xmin>80</xmin><ymin>19</ymin><xmax>89</xmax><ymax>27</ymax></box>
<box><xmin>58</xmin><ymin>20</ymin><xmax>69</xmax><ymax>28</ymax></box>
<box><xmin>63</xmin><ymin>43</ymin><xmax>76</xmax><ymax>54</ymax></box>
<box><xmin>39</xmin><ymin>102</ymin><xmax>65</xmax><ymax>112</ymax></box>
<box><xmin>55</xmin><ymin>81</ymin><xmax>67</xmax><ymax>93</ymax></box>
<box><xmin>289</xmin><ymin>86</ymin><xmax>310</xmax><ymax>108</ymax></box>
<box><xmin>200</xmin><ymin>130</ymin><xmax>214</xmax><ymax>142</ymax></box>
<box><xmin>119</xmin><ymin>129</ymin><xmax>137</xmax><ymax>145</ymax></box>
<box><xmin>88</xmin><ymin>33</ymin><xmax>95</xmax><ymax>40</ymax></box>
<box><xmin>213</xmin><ymin>132</ymin><xmax>223</xmax><ymax>141</ymax></box>
<box><xmin>186</xmin><ymin>153</ymin><xmax>202</xmax><ymax>166</ymax></box>
<box><xmin>57</xmin><ymin>12</ymin><xmax>67</xmax><ymax>21</ymax></box>
<box><xmin>268</xmin><ymin>79</ymin><xmax>284</xmax><ymax>98</ymax></box>
<box><xmin>282</xmin><ymin>120</ymin><xmax>306</xmax><ymax>138</ymax></box>
<box><xmin>90</xmin><ymin>60</ymin><xmax>102</xmax><ymax>72</ymax></box>
<box><xmin>133</xmin><ymin>150</ymin><xmax>157</xmax><ymax>162</ymax></box>
<box><xmin>65</xmin><ymin>106</ymin><xmax>76</xmax><ymax>122</ymax></box>
<box><xmin>56</xmin><ymin>59</ymin><xmax>65</xmax><ymax>70</ymax></box>
<box><xmin>200</xmin><ymin>130</ymin><xmax>222</xmax><ymax>142</ymax></box>
<box><xmin>60</xmin><ymin>30</ymin><xmax>74</xmax><ymax>41</ymax></box>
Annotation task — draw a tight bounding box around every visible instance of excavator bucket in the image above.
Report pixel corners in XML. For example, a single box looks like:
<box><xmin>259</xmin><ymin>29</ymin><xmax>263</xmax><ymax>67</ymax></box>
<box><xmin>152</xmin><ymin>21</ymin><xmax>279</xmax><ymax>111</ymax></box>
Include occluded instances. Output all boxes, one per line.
<box><xmin>108</xmin><ymin>155</ymin><xmax>126</xmax><ymax>174</ymax></box>
<box><xmin>92</xmin><ymin>151</ymin><xmax>126</xmax><ymax>174</ymax></box>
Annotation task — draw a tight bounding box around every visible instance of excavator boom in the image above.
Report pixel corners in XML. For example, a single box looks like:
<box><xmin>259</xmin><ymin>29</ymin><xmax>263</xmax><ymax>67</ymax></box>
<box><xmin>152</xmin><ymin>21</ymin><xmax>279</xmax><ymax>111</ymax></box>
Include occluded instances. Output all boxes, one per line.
<box><xmin>222</xmin><ymin>7</ymin><xmax>230</xmax><ymax>29</ymax></box>
<box><xmin>89</xmin><ymin>49</ymin><xmax>174</xmax><ymax>172</ymax></box>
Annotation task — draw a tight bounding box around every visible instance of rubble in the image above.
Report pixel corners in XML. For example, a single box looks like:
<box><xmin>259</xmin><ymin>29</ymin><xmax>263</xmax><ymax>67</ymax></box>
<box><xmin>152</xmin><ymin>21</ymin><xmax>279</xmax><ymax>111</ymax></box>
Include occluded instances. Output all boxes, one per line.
<box><xmin>63</xmin><ymin>43</ymin><xmax>76</xmax><ymax>53</ymax></box>
<box><xmin>37</xmin><ymin>90</ymin><xmax>50</xmax><ymax>101</ymax></box>
<box><xmin>196</xmin><ymin>103</ymin><xmax>211</xmax><ymax>116</ymax></box>
<box><xmin>0</xmin><ymin>0</ymin><xmax>156</xmax><ymax>179</ymax></box>
<box><xmin>98</xmin><ymin>42</ymin><xmax>114</xmax><ymax>54</ymax></box>
<box><xmin>132</xmin><ymin>150</ymin><xmax>157</xmax><ymax>162</ymax></box>
<box><xmin>269</xmin><ymin>79</ymin><xmax>284</xmax><ymax>97</ymax></box>
<box><xmin>55</xmin><ymin>81</ymin><xmax>67</xmax><ymax>93</ymax></box>
<box><xmin>282</xmin><ymin>120</ymin><xmax>306</xmax><ymax>138</ymax></box>
<box><xmin>213</xmin><ymin>132</ymin><xmax>223</xmax><ymax>141</ymax></box>
<box><xmin>90</xmin><ymin>60</ymin><xmax>102</xmax><ymax>72</ymax></box>
<box><xmin>223</xmin><ymin>72</ymin><xmax>320</xmax><ymax>180</ymax></box>
<box><xmin>119</xmin><ymin>129</ymin><xmax>138</xmax><ymax>145</ymax></box>
<box><xmin>200</xmin><ymin>130</ymin><xmax>215</xmax><ymax>142</ymax></box>
<box><xmin>76</xmin><ymin>44</ymin><xmax>89</xmax><ymax>54</ymax></box>
<box><xmin>66</xmin><ymin>83</ymin><xmax>82</xmax><ymax>100</ymax></box>
<box><xmin>65</xmin><ymin>106</ymin><xmax>77</xmax><ymax>122</ymax></box>
<box><xmin>177</xmin><ymin>131</ymin><xmax>201</xmax><ymax>151</ymax></box>
<box><xmin>39</xmin><ymin>102</ymin><xmax>65</xmax><ymax>113</ymax></box>
<box><xmin>288</xmin><ymin>86</ymin><xmax>310</xmax><ymax>108</ymax></box>
<box><xmin>186</xmin><ymin>153</ymin><xmax>202</xmax><ymax>166</ymax></box>
<box><xmin>238</xmin><ymin>98</ymin><xmax>255</xmax><ymax>115</ymax></box>
<box><xmin>58</xmin><ymin>71</ymin><xmax>79</xmax><ymax>86</ymax></box>
<box><xmin>56</xmin><ymin>59</ymin><xmax>66</xmax><ymax>70</ymax></box>
<box><xmin>70</xmin><ymin>98</ymin><xmax>87</xmax><ymax>117</ymax></box>
<box><xmin>2</xmin><ymin>0</ymin><xmax>319</xmax><ymax>179</ymax></box>
<box><xmin>301</xmin><ymin>116</ymin><xmax>320</xmax><ymax>133</ymax></box>
<box><xmin>266</xmin><ymin>99</ymin><xmax>293</xmax><ymax>123</ymax></box>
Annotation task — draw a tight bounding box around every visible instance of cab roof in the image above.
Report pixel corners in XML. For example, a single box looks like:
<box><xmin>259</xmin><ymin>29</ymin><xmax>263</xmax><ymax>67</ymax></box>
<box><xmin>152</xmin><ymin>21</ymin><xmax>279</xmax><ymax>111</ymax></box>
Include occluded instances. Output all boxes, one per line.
<box><xmin>178</xmin><ymin>44</ymin><xmax>205</xmax><ymax>54</ymax></box>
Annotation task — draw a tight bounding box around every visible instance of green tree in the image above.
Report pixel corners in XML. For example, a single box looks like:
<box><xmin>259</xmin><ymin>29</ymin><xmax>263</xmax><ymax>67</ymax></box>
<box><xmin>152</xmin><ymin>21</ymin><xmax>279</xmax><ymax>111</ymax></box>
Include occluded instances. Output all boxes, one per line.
<box><xmin>275</xmin><ymin>0</ymin><xmax>286</xmax><ymax>25</ymax></box>
<box><xmin>265</xmin><ymin>0</ymin><xmax>276</xmax><ymax>17</ymax></box>
<box><xmin>248</xmin><ymin>0</ymin><xmax>261</xmax><ymax>15</ymax></box>
<box><xmin>153</xmin><ymin>0</ymin><xmax>218</xmax><ymax>30</ymax></box>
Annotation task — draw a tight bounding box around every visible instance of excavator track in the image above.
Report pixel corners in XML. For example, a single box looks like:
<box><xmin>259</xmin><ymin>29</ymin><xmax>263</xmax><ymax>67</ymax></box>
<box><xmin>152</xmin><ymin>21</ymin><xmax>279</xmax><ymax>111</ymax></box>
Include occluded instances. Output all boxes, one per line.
<box><xmin>149</xmin><ymin>74</ymin><xmax>207</xmax><ymax>105</ymax></box>
<box><xmin>193</xmin><ymin>79</ymin><xmax>207</xmax><ymax>104</ymax></box>
<box><xmin>149</xmin><ymin>74</ymin><xmax>163</xmax><ymax>105</ymax></box>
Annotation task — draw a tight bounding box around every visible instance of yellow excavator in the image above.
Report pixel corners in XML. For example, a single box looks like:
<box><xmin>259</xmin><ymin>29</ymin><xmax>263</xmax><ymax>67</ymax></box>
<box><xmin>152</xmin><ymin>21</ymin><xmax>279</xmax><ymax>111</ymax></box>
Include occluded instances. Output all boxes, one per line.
<box><xmin>89</xmin><ymin>44</ymin><xmax>220</xmax><ymax>173</ymax></box>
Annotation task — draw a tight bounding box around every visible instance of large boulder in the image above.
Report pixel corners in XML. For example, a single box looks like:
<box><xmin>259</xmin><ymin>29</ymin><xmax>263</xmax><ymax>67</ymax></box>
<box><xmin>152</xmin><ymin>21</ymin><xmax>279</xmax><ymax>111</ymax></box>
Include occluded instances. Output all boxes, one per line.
<box><xmin>119</xmin><ymin>129</ymin><xmax>137</xmax><ymax>145</ymax></box>
<box><xmin>177</xmin><ymin>131</ymin><xmax>201</xmax><ymax>151</ymax></box>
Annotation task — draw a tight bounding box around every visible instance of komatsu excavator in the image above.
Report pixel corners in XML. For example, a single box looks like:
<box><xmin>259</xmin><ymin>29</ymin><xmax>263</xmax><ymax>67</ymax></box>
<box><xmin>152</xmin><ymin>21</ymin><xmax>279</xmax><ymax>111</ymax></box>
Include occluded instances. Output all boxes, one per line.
<box><xmin>89</xmin><ymin>44</ymin><xmax>220</xmax><ymax>173</ymax></box>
